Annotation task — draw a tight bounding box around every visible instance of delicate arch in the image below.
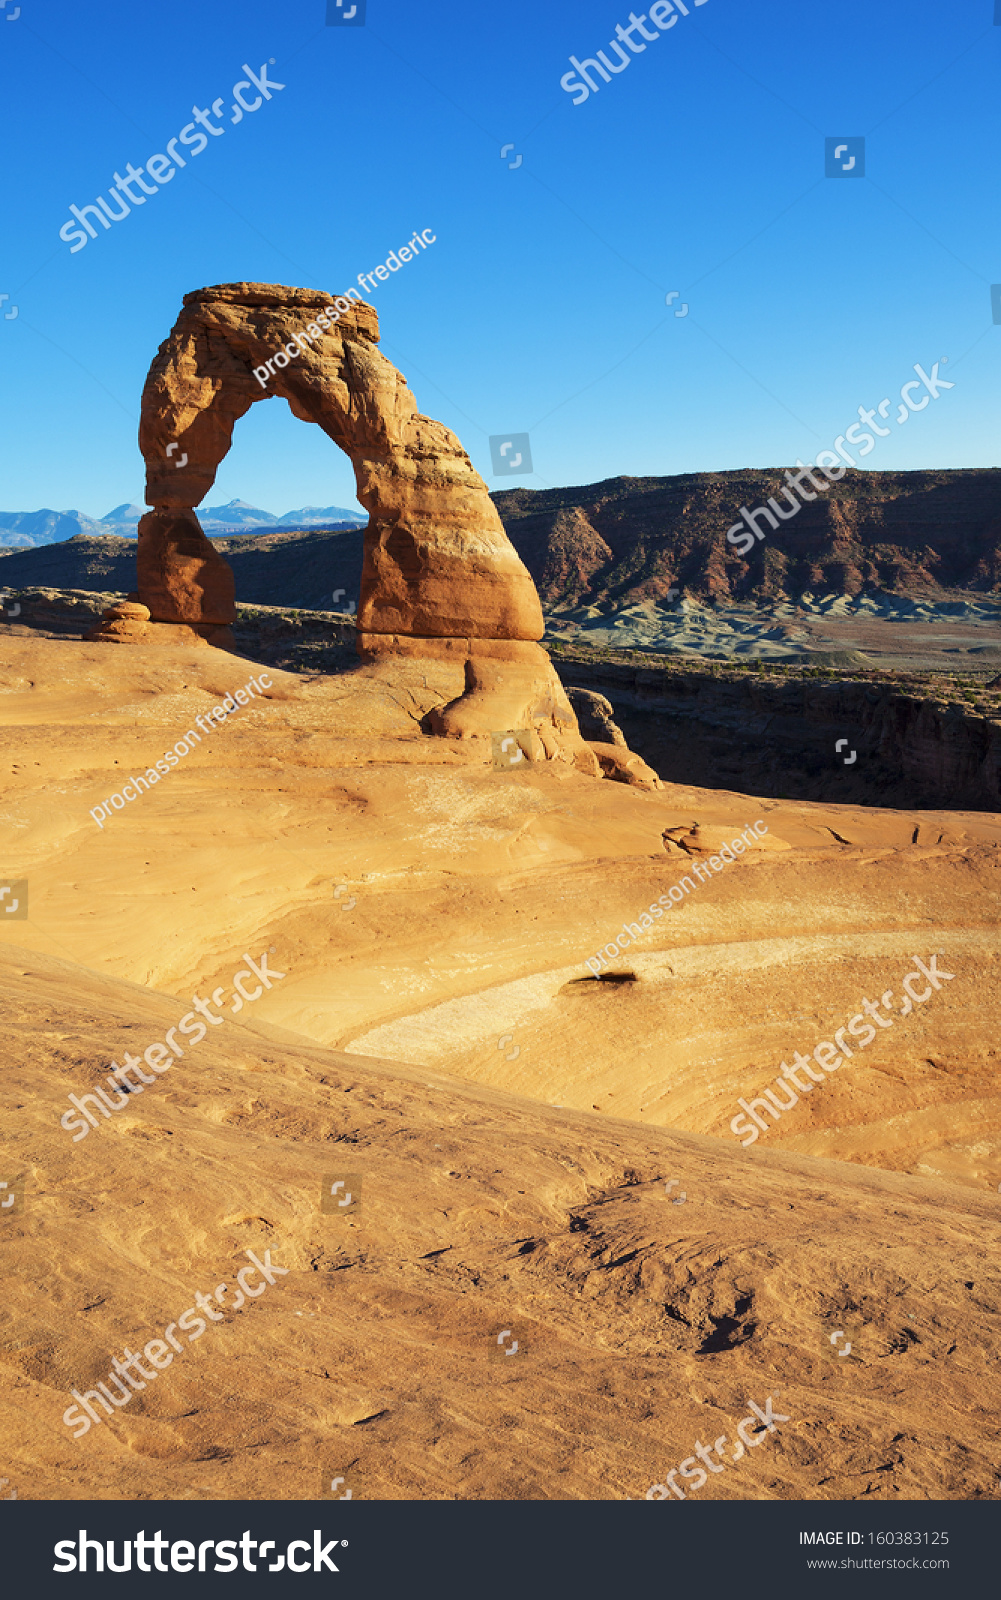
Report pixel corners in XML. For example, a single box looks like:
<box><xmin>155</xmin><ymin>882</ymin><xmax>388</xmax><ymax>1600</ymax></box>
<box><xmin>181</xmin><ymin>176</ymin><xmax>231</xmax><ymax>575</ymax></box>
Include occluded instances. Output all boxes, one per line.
<box><xmin>120</xmin><ymin>281</ymin><xmax>657</xmax><ymax>781</ymax></box>
<box><xmin>136</xmin><ymin>281</ymin><xmax>543</xmax><ymax>642</ymax></box>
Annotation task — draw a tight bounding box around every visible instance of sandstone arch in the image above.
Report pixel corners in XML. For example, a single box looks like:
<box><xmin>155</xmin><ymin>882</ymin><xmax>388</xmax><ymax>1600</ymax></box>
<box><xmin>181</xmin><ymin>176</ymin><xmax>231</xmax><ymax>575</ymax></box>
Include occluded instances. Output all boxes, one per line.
<box><xmin>117</xmin><ymin>281</ymin><xmax>650</xmax><ymax>776</ymax></box>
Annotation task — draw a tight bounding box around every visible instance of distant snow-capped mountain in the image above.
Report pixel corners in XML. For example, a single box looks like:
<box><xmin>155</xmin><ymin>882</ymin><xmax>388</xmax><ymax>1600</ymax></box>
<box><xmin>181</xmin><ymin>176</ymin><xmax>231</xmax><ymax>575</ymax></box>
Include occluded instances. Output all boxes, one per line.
<box><xmin>0</xmin><ymin>498</ymin><xmax>367</xmax><ymax>549</ymax></box>
<box><xmin>272</xmin><ymin>504</ymin><xmax>367</xmax><ymax>530</ymax></box>
<box><xmin>0</xmin><ymin>509</ymin><xmax>108</xmax><ymax>548</ymax></box>
<box><xmin>198</xmin><ymin>499</ymin><xmax>367</xmax><ymax>533</ymax></box>
<box><xmin>101</xmin><ymin>503</ymin><xmax>146</xmax><ymax>527</ymax></box>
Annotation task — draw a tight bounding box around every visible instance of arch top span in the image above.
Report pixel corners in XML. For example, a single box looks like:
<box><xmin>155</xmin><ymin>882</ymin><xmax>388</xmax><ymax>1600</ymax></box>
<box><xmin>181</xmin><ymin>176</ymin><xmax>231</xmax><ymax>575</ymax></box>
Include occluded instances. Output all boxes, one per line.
<box><xmin>136</xmin><ymin>280</ymin><xmax>543</xmax><ymax>642</ymax></box>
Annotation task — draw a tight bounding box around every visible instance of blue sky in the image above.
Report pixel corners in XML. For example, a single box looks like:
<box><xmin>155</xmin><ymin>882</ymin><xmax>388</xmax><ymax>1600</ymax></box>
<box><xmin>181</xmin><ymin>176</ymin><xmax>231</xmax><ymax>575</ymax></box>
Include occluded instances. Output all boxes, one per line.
<box><xmin>0</xmin><ymin>0</ymin><xmax>998</xmax><ymax>519</ymax></box>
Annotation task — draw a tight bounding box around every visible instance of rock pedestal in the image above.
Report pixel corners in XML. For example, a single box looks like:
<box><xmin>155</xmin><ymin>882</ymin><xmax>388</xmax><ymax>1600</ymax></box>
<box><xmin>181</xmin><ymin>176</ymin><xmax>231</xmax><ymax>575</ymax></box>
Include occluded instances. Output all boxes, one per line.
<box><xmin>85</xmin><ymin>598</ymin><xmax>226</xmax><ymax>648</ymax></box>
<box><xmin>85</xmin><ymin>600</ymin><xmax>153</xmax><ymax>644</ymax></box>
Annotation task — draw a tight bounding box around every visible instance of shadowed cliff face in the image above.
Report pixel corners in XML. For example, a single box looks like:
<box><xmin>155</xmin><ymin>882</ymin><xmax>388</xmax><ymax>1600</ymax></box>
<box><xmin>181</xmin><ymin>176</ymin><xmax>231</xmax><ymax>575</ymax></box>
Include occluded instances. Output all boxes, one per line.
<box><xmin>494</xmin><ymin>469</ymin><xmax>1001</xmax><ymax>608</ymax></box>
<box><xmin>552</xmin><ymin>649</ymin><xmax>1001</xmax><ymax>811</ymax></box>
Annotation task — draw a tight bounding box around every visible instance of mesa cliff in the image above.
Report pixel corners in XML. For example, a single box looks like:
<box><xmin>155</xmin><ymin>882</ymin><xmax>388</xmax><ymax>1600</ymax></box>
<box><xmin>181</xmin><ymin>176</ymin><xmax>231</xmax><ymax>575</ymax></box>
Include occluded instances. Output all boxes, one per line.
<box><xmin>495</xmin><ymin>468</ymin><xmax>1001</xmax><ymax>607</ymax></box>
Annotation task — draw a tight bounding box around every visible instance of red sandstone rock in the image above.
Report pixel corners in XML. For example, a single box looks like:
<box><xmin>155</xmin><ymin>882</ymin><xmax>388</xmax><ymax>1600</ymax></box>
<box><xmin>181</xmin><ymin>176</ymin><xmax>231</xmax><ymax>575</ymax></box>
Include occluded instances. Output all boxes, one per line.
<box><xmin>135</xmin><ymin>510</ymin><xmax>235</xmax><ymax>625</ymax></box>
<box><xmin>588</xmin><ymin>741</ymin><xmax>663</xmax><ymax>790</ymax></box>
<box><xmin>105</xmin><ymin>601</ymin><xmax>150</xmax><ymax>621</ymax></box>
<box><xmin>429</xmin><ymin>645</ymin><xmax>601</xmax><ymax>773</ymax></box>
<box><xmin>356</xmin><ymin>634</ymin><xmax>547</xmax><ymax>663</ymax></box>
<box><xmin>122</xmin><ymin>281</ymin><xmax>653</xmax><ymax>780</ymax></box>
<box><xmin>85</xmin><ymin>617</ymin><xmax>212</xmax><ymax>647</ymax></box>
<box><xmin>138</xmin><ymin>283</ymin><xmax>541</xmax><ymax>641</ymax></box>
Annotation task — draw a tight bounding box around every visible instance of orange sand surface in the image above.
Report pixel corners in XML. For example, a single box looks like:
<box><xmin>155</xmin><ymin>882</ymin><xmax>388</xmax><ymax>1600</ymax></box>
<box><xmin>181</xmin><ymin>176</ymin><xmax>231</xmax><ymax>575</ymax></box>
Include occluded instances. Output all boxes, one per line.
<box><xmin>1</xmin><ymin>634</ymin><xmax>999</xmax><ymax>1499</ymax></box>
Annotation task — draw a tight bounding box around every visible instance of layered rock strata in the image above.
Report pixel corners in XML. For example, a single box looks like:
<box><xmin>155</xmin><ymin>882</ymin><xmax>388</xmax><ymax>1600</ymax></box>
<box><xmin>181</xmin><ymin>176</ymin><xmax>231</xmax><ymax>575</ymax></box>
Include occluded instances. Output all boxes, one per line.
<box><xmin>84</xmin><ymin>598</ymin><xmax>219</xmax><ymax>648</ymax></box>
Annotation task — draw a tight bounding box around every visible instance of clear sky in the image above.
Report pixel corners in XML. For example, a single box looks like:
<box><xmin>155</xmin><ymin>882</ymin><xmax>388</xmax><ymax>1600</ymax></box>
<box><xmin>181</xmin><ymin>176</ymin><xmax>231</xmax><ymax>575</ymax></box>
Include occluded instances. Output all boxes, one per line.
<box><xmin>0</xmin><ymin>0</ymin><xmax>998</xmax><ymax>519</ymax></box>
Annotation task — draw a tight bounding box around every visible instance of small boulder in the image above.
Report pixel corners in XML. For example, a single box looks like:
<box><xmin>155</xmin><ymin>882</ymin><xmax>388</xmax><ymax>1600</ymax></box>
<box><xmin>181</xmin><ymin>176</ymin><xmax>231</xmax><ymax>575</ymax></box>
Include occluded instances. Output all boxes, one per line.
<box><xmin>588</xmin><ymin>742</ymin><xmax>662</xmax><ymax>790</ymax></box>
<box><xmin>103</xmin><ymin>601</ymin><xmax>151</xmax><ymax>621</ymax></box>
<box><xmin>565</xmin><ymin>687</ymin><xmax>628</xmax><ymax>747</ymax></box>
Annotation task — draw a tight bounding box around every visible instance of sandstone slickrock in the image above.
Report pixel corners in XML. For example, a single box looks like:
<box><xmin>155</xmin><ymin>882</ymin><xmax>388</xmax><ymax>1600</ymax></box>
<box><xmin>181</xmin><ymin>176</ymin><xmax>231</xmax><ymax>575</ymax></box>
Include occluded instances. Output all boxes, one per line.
<box><xmin>2</xmin><ymin>631</ymin><xmax>999</xmax><ymax>1500</ymax></box>
<box><xmin>587</xmin><ymin>741</ymin><xmax>663</xmax><ymax>789</ymax></box>
<box><xmin>662</xmin><ymin>822</ymin><xmax>791</xmax><ymax>854</ymax></box>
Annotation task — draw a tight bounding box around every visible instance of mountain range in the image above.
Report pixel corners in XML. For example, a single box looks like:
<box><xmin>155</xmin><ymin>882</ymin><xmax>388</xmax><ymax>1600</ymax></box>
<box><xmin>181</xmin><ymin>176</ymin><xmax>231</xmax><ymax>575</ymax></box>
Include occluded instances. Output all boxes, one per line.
<box><xmin>2</xmin><ymin>468</ymin><xmax>1000</xmax><ymax>611</ymax></box>
<box><xmin>0</xmin><ymin>499</ymin><xmax>367</xmax><ymax>549</ymax></box>
<box><xmin>493</xmin><ymin>466</ymin><xmax>1001</xmax><ymax>607</ymax></box>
